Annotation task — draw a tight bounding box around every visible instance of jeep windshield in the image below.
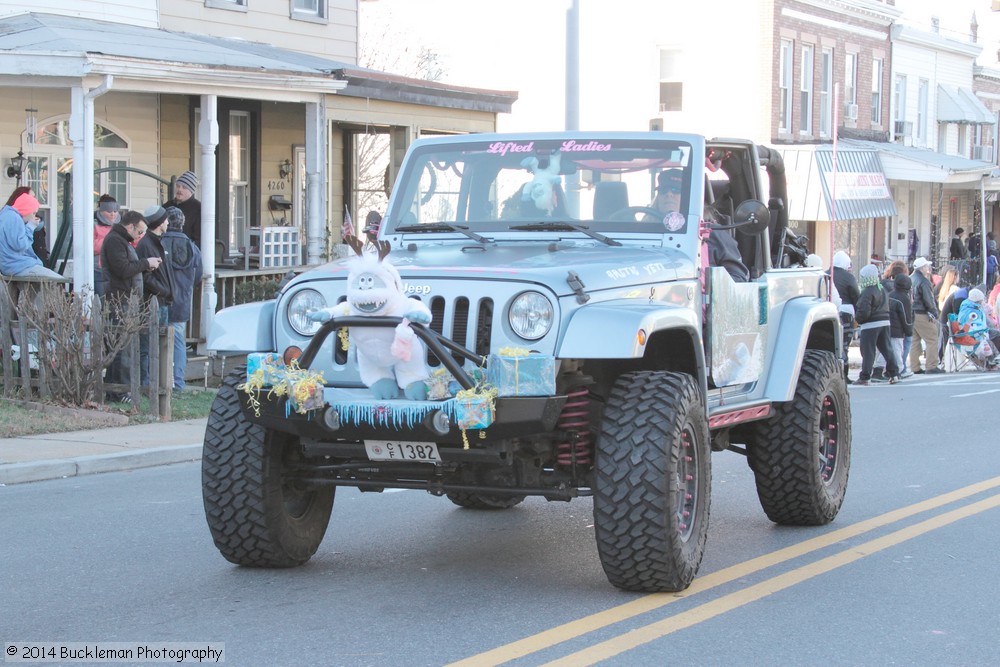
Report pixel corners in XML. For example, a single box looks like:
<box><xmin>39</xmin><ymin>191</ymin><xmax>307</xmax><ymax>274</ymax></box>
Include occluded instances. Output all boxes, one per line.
<box><xmin>383</xmin><ymin>135</ymin><xmax>698</xmax><ymax>238</ymax></box>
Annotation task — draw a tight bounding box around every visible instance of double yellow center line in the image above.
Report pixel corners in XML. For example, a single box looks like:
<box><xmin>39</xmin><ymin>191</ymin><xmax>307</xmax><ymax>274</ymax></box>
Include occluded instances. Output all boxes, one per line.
<box><xmin>449</xmin><ymin>476</ymin><xmax>1000</xmax><ymax>667</ymax></box>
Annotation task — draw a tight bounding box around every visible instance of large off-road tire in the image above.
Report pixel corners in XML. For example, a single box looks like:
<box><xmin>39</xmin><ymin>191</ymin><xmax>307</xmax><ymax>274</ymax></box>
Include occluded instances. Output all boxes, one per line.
<box><xmin>202</xmin><ymin>365</ymin><xmax>334</xmax><ymax>567</ymax></box>
<box><xmin>445</xmin><ymin>492</ymin><xmax>525</xmax><ymax>510</ymax></box>
<box><xmin>593</xmin><ymin>371</ymin><xmax>711</xmax><ymax>592</ymax></box>
<box><xmin>747</xmin><ymin>350</ymin><xmax>851</xmax><ymax>525</ymax></box>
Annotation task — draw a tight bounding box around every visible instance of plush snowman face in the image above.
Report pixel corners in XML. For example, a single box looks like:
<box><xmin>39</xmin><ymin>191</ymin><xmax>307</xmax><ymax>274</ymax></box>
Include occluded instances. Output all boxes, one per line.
<box><xmin>349</xmin><ymin>269</ymin><xmax>392</xmax><ymax>314</ymax></box>
<box><xmin>346</xmin><ymin>253</ymin><xmax>404</xmax><ymax>316</ymax></box>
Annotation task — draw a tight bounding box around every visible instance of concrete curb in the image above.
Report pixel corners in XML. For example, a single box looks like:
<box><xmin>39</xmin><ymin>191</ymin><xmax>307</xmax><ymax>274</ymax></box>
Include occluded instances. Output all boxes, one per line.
<box><xmin>0</xmin><ymin>444</ymin><xmax>202</xmax><ymax>485</ymax></box>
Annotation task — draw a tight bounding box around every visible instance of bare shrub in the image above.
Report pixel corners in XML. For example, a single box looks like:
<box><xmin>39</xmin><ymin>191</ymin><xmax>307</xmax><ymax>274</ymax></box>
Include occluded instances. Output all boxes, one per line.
<box><xmin>16</xmin><ymin>284</ymin><xmax>151</xmax><ymax>406</ymax></box>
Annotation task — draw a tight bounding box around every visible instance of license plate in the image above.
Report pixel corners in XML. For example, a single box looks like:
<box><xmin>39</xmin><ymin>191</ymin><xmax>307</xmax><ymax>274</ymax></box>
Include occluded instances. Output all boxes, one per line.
<box><xmin>364</xmin><ymin>440</ymin><xmax>441</xmax><ymax>463</ymax></box>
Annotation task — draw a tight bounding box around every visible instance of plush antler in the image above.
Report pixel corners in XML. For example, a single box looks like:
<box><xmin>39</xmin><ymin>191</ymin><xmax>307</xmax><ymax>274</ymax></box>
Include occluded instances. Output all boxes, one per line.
<box><xmin>345</xmin><ymin>235</ymin><xmax>365</xmax><ymax>257</ymax></box>
<box><xmin>376</xmin><ymin>240</ymin><xmax>392</xmax><ymax>261</ymax></box>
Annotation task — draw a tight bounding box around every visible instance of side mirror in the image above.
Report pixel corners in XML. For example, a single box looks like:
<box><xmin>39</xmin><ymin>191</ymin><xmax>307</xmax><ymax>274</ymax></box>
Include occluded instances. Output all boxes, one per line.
<box><xmin>732</xmin><ymin>199</ymin><xmax>770</xmax><ymax>236</ymax></box>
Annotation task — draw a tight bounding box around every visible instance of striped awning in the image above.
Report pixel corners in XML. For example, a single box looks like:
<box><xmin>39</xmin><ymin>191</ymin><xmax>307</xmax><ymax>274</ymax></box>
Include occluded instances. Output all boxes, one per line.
<box><xmin>780</xmin><ymin>147</ymin><xmax>897</xmax><ymax>222</ymax></box>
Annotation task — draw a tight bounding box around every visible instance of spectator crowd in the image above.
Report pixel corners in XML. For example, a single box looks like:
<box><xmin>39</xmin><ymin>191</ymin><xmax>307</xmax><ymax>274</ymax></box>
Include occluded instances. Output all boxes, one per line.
<box><xmin>834</xmin><ymin>240</ymin><xmax>1000</xmax><ymax>386</ymax></box>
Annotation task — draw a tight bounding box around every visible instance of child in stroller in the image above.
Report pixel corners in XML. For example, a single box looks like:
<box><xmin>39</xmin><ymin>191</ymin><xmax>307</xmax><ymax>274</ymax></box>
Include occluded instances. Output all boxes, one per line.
<box><xmin>948</xmin><ymin>288</ymin><xmax>1000</xmax><ymax>370</ymax></box>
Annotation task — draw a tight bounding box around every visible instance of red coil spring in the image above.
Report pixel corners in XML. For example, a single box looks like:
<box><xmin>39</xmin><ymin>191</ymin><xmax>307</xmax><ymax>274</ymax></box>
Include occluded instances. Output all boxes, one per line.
<box><xmin>555</xmin><ymin>387</ymin><xmax>592</xmax><ymax>467</ymax></box>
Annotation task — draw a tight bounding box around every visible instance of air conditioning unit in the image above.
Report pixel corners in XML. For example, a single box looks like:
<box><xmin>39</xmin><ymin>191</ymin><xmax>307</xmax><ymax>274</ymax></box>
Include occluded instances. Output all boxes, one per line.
<box><xmin>844</xmin><ymin>103</ymin><xmax>859</xmax><ymax>121</ymax></box>
<box><xmin>973</xmin><ymin>144</ymin><xmax>994</xmax><ymax>162</ymax></box>
<box><xmin>893</xmin><ymin>120</ymin><xmax>913</xmax><ymax>138</ymax></box>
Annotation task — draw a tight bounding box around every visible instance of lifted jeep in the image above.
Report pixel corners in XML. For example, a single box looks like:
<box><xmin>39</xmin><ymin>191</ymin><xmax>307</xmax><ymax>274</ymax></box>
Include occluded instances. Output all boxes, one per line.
<box><xmin>202</xmin><ymin>131</ymin><xmax>850</xmax><ymax>592</ymax></box>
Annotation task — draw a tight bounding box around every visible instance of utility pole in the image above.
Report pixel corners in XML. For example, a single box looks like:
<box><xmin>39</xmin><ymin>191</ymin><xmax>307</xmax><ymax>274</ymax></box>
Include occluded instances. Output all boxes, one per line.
<box><xmin>565</xmin><ymin>0</ymin><xmax>581</xmax><ymax>217</ymax></box>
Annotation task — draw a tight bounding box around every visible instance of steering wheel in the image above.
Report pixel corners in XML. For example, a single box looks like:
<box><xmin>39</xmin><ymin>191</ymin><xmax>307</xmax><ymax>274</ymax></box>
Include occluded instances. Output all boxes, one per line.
<box><xmin>607</xmin><ymin>206</ymin><xmax>664</xmax><ymax>222</ymax></box>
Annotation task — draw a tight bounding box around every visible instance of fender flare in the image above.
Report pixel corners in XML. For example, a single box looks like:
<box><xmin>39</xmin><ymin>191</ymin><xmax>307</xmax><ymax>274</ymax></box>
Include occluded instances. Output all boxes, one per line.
<box><xmin>762</xmin><ymin>298</ymin><xmax>841</xmax><ymax>402</ymax></box>
<box><xmin>208</xmin><ymin>300</ymin><xmax>276</xmax><ymax>354</ymax></box>
<box><xmin>558</xmin><ymin>302</ymin><xmax>701</xmax><ymax>359</ymax></box>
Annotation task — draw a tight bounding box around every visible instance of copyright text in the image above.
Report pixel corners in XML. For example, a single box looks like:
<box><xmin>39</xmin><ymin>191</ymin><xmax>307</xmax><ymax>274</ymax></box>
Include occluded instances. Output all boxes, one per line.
<box><xmin>5</xmin><ymin>643</ymin><xmax>224</xmax><ymax>663</ymax></box>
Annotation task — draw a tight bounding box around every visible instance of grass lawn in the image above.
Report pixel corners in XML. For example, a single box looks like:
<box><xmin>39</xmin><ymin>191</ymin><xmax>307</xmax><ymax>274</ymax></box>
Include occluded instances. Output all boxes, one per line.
<box><xmin>0</xmin><ymin>388</ymin><xmax>218</xmax><ymax>438</ymax></box>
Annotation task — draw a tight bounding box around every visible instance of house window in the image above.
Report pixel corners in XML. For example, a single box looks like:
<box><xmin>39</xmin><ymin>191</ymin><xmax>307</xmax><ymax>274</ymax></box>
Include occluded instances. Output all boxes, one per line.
<box><xmin>894</xmin><ymin>74</ymin><xmax>906</xmax><ymax>122</ymax></box>
<box><xmin>959</xmin><ymin>124</ymin><xmax>968</xmax><ymax>156</ymax></box>
<box><xmin>102</xmin><ymin>158</ymin><xmax>129</xmax><ymax>206</ymax></box>
<box><xmin>871</xmin><ymin>59</ymin><xmax>883</xmax><ymax>125</ymax></box>
<box><xmin>34</xmin><ymin>119</ymin><xmax>128</xmax><ymax>149</ymax></box>
<box><xmin>658</xmin><ymin>49</ymin><xmax>682</xmax><ymax>112</ymax></box>
<box><xmin>229</xmin><ymin>111</ymin><xmax>251</xmax><ymax>252</ymax></box>
<box><xmin>844</xmin><ymin>52</ymin><xmax>857</xmax><ymax>106</ymax></box>
<box><xmin>917</xmin><ymin>78</ymin><xmax>928</xmax><ymax>141</ymax></box>
<box><xmin>205</xmin><ymin>0</ymin><xmax>247</xmax><ymax>10</ymax></box>
<box><xmin>820</xmin><ymin>48</ymin><xmax>833</xmax><ymax>137</ymax></box>
<box><xmin>800</xmin><ymin>44</ymin><xmax>814</xmax><ymax>135</ymax></box>
<box><xmin>779</xmin><ymin>39</ymin><xmax>793</xmax><ymax>132</ymax></box>
<box><xmin>291</xmin><ymin>0</ymin><xmax>326</xmax><ymax>21</ymax></box>
<box><xmin>25</xmin><ymin>157</ymin><xmax>50</xmax><ymax>206</ymax></box>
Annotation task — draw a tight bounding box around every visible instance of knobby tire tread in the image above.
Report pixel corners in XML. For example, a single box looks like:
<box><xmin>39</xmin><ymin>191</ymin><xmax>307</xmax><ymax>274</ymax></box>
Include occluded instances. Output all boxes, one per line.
<box><xmin>748</xmin><ymin>350</ymin><xmax>851</xmax><ymax>525</ymax></box>
<box><xmin>593</xmin><ymin>371</ymin><xmax>710</xmax><ymax>592</ymax></box>
<box><xmin>202</xmin><ymin>365</ymin><xmax>333</xmax><ymax>567</ymax></box>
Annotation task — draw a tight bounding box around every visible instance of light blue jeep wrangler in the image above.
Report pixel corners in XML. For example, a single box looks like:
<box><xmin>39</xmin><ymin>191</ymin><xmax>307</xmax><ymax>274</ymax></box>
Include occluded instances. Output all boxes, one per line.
<box><xmin>202</xmin><ymin>132</ymin><xmax>850</xmax><ymax>592</ymax></box>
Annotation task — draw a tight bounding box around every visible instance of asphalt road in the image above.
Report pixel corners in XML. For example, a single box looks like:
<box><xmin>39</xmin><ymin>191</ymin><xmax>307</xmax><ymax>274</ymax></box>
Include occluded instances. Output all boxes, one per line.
<box><xmin>2</xmin><ymin>372</ymin><xmax>999</xmax><ymax>667</ymax></box>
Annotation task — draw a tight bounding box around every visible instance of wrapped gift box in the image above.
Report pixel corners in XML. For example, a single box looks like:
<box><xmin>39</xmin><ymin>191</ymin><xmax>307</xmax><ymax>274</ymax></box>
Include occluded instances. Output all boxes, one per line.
<box><xmin>247</xmin><ymin>352</ymin><xmax>285</xmax><ymax>385</ymax></box>
<box><xmin>454</xmin><ymin>395</ymin><xmax>494</xmax><ymax>429</ymax></box>
<box><xmin>288</xmin><ymin>379</ymin><xmax>326</xmax><ymax>414</ymax></box>
<box><xmin>488</xmin><ymin>353</ymin><xmax>556</xmax><ymax>396</ymax></box>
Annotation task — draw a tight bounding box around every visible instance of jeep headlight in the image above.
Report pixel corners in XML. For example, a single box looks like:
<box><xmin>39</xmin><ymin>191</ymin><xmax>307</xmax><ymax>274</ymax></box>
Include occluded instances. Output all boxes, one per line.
<box><xmin>287</xmin><ymin>289</ymin><xmax>327</xmax><ymax>336</ymax></box>
<box><xmin>509</xmin><ymin>291</ymin><xmax>553</xmax><ymax>340</ymax></box>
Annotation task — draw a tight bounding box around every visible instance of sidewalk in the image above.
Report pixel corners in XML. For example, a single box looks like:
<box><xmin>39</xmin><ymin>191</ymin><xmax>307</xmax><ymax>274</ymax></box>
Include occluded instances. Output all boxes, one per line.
<box><xmin>0</xmin><ymin>418</ymin><xmax>207</xmax><ymax>485</ymax></box>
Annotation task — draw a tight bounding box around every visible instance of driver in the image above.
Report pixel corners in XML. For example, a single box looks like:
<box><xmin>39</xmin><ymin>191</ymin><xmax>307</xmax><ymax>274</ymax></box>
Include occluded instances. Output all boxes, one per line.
<box><xmin>643</xmin><ymin>169</ymin><xmax>686</xmax><ymax>231</ymax></box>
<box><xmin>650</xmin><ymin>169</ymin><xmax>683</xmax><ymax>214</ymax></box>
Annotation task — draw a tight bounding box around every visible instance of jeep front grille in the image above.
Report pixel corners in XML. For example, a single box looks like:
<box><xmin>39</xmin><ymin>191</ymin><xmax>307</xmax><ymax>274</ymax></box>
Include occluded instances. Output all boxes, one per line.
<box><xmin>428</xmin><ymin>295</ymin><xmax>494</xmax><ymax>367</ymax></box>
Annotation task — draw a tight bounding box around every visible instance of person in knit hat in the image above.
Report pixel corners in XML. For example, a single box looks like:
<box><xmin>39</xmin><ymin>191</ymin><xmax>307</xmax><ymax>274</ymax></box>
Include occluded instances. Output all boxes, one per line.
<box><xmin>92</xmin><ymin>194</ymin><xmax>121</xmax><ymax>296</ymax></box>
<box><xmin>163</xmin><ymin>170</ymin><xmax>202</xmax><ymax>248</ymax></box>
<box><xmin>5</xmin><ymin>186</ymin><xmax>48</xmax><ymax>264</ymax></box>
<box><xmin>161</xmin><ymin>206</ymin><xmax>203</xmax><ymax>391</ymax></box>
<box><xmin>0</xmin><ymin>191</ymin><xmax>61</xmax><ymax>278</ymax></box>
<box><xmin>853</xmin><ymin>263</ymin><xmax>900</xmax><ymax>385</ymax></box>
<box><xmin>136</xmin><ymin>203</ymin><xmax>174</xmax><ymax>387</ymax></box>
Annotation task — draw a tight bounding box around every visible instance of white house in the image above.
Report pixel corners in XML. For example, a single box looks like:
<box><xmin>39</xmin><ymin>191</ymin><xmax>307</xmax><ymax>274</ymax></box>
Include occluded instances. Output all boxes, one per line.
<box><xmin>0</xmin><ymin>0</ymin><xmax>516</xmax><ymax>348</ymax></box>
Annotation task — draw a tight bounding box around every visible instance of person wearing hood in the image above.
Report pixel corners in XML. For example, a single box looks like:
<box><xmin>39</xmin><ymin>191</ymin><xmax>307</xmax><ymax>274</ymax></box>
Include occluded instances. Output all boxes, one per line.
<box><xmin>832</xmin><ymin>250</ymin><xmax>859</xmax><ymax>381</ymax></box>
<box><xmin>958</xmin><ymin>287</ymin><xmax>1000</xmax><ymax>361</ymax></box>
<box><xmin>93</xmin><ymin>194</ymin><xmax>120</xmax><ymax>296</ymax></box>
<box><xmin>909</xmin><ymin>257</ymin><xmax>943</xmax><ymax>374</ymax></box>
<box><xmin>888</xmin><ymin>273</ymin><xmax>914</xmax><ymax>379</ymax></box>
<box><xmin>853</xmin><ymin>263</ymin><xmax>899</xmax><ymax>385</ymax></box>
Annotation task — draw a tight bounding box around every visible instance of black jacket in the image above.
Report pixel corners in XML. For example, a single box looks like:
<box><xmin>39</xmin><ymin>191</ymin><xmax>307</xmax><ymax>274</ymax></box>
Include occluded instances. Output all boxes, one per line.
<box><xmin>950</xmin><ymin>236</ymin><xmax>968</xmax><ymax>260</ymax></box>
<box><xmin>889</xmin><ymin>276</ymin><xmax>914</xmax><ymax>338</ymax></box>
<box><xmin>855</xmin><ymin>284</ymin><xmax>890</xmax><ymax>326</ymax></box>
<box><xmin>136</xmin><ymin>231</ymin><xmax>173</xmax><ymax>306</ymax></box>
<box><xmin>833</xmin><ymin>266</ymin><xmax>860</xmax><ymax>310</ymax></box>
<box><xmin>911</xmin><ymin>270</ymin><xmax>939</xmax><ymax>317</ymax></box>
<box><xmin>100</xmin><ymin>224</ymin><xmax>149</xmax><ymax>306</ymax></box>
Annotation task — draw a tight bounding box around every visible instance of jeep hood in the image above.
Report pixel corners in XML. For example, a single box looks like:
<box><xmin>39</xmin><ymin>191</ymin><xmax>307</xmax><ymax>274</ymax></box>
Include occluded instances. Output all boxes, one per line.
<box><xmin>298</xmin><ymin>244</ymin><xmax>697</xmax><ymax>296</ymax></box>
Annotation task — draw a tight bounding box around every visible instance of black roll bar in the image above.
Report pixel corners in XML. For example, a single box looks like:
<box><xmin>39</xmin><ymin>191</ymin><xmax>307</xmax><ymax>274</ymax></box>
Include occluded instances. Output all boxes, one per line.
<box><xmin>297</xmin><ymin>316</ymin><xmax>487</xmax><ymax>391</ymax></box>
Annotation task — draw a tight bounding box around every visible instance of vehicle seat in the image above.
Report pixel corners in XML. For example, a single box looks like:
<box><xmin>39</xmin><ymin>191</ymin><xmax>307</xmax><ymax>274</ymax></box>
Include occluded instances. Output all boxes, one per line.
<box><xmin>593</xmin><ymin>181</ymin><xmax>629</xmax><ymax>219</ymax></box>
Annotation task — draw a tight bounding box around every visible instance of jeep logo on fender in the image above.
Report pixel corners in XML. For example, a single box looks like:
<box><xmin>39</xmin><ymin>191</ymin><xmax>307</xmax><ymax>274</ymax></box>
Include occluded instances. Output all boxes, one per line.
<box><xmin>402</xmin><ymin>283</ymin><xmax>431</xmax><ymax>296</ymax></box>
